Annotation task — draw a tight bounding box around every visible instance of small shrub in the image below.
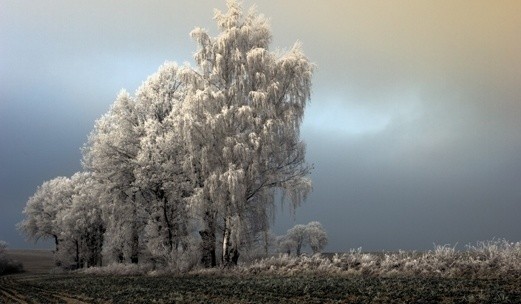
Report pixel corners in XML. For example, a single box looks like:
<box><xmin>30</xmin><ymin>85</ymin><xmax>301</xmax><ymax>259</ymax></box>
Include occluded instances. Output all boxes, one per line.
<box><xmin>80</xmin><ymin>263</ymin><xmax>153</xmax><ymax>276</ymax></box>
<box><xmin>0</xmin><ymin>257</ymin><xmax>24</xmax><ymax>275</ymax></box>
<box><xmin>0</xmin><ymin>241</ymin><xmax>24</xmax><ymax>275</ymax></box>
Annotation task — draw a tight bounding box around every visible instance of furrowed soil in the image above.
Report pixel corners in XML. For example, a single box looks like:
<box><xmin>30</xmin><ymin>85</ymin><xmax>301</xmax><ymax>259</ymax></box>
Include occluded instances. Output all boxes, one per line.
<box><xmin>1</xmin><ymin>274</ymin><xmax>520</xmax><ymax>303</ymax></box>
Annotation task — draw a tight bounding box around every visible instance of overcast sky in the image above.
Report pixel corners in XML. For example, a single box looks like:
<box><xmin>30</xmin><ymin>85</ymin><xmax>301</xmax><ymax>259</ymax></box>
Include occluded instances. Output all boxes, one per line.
<box><xmin>1</xmin><ymin>1</ymin><xmax>520</xmax><ymax>251</ymax></box>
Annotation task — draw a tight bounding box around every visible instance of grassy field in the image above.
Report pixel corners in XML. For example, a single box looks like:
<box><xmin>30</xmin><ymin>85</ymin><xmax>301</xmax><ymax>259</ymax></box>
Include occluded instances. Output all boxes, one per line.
<box><xmin>1</xmin><ymin>249</ymin><xmax>520</xmax><ymax>303</ymax></box>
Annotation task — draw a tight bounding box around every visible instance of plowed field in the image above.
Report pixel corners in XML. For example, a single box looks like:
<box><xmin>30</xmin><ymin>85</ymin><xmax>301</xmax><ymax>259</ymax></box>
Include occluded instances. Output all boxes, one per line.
<box><xmin>1</xmin><ymin>273</ymin><xmax>520</xmax><ymax>303</ymax></box>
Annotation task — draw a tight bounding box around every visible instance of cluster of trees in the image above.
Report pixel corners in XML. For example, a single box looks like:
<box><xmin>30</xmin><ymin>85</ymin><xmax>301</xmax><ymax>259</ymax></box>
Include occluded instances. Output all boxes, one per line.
<box><xmin>278</xmin><ymin>222</ymin><xmax>328</xmax><ymax>256</ymax></box>
<box><xmin>18</xmin><ymin>173</ymin><xmax>105</xmax><ymax>268</ymax></box>
<box><xmin>19</xmin><ymin>1</ymin><xmax>314</xmax><ymax>270</ymax></box>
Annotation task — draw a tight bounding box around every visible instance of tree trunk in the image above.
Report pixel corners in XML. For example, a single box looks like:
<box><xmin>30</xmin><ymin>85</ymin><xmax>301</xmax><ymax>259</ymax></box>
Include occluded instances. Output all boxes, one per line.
<box><xmin>222</xmin><ymin>243</ymin><xmax>240</xmax><ymax>267</ymax></box>
<box><xmin>199</xmin><ymin>230</ymin><xmax>216</xmax><ymax>267</ymax></box>
<box><xmin>199</xmin><ymin>211</ymin><xmax>216</xmax><ymax>267</ymax></box>
<box><xmin>130</xmin><ymin>199</ymin><xmax>140</xmax><ymax>264</ymax></box>
<box><xmin>130</xmin><ymin>192</ymin><xmax>140</xmax><ymax>264</ymax></box>
<box><xmin>53</xmin><ymin>235</ymin><xmax>59</xmax><ymax>251</ymax></box>
<box><xmin>263</xmin><ymin>229</ymin><xmax>269</xmax><ymax>256</ymax></box>
<box><xmin>97</xmin><ymin>225</ymin><xmax>105</xmax><ymax>266</ymax></box>
<box><xmin>162</xmin><ymin>198</ymin><xmax>174</xmax><ymax>251</ymax></box>
<box><xmin>53</xmin><ymin>235</ymin><xmax>61</xmax><ymax>267</ymax></box>
<box><xmin>75</xmin><ymin>239</ymin><xmax>80</xmax><ymax>269</ymax></box>
<box><xmin>158</xmin><ymin>189</ymin><xmax>174</xmax><ymax>252</ymax></box>
<box><xmin>131</xmin><ymin>229</ymin><xmax>139</xmax><ymax>264</ymax></box>
<box><xmin>222</xmin><ymin>219</ymin><xmax>230</xmax><ymax>266</ymax></box>
<box><xmin>222</xmin><ymin>216</ymin><xmax>240</xmax><ymax>267</ymax></box>
<box><xmin>231</xmin><ymin>247</ymin><xmax>240</xmax><ymax>265</ymax></box>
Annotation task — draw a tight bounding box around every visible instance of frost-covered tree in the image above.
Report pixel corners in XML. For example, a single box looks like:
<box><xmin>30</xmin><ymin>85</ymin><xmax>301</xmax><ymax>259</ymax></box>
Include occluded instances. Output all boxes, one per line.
<box><xmin>82</xmin><ymin>91</ymin><xmax>143</xmax><ymax>264</ymax></box>
<box><xmin>183</xmin><ymin>0</ymin><xmax>313</xmax><ymax>266</ymax></box>
<box><xmin>20</xmin><ymin>173</ymin><xmax>106</xmax><ymax>268</ymax></box>
<box><xmin>306</xmin><ymin>221</ymin><xmax>328</xmax><ymax>254</ymax></box>
<box><xmin>277</xmin><ymin>235</ymin><xmax>297</xmax><ymax>255</ymax></box>
<box><xmin>19</xmin><ymin>176</ymin><xmax>74</xmax><ymax>254</ymax></box>
<box><xmin>84</xmin><ymin>62</ymin><xmax>197</xmax><ymax>266</ymax></box>
<box><xmin>133</xmin><ymin>62</ymin><xmax>196</xmax><ymax>265</ymax></box>
<box><xmin>59</xmin><ymin>172</ymin><xmax>105</xmax><ymax>268</ymax></box>
<box><xmin>286</xmin><ymin>224</ymin><xmax>308</xmax><ymax>256</ymax></box>
<box><xmin>281</xmin><ymin>221</ymin><xmax>328</xmax><ymax>255</ymax></box>
<box><xmin>0</xmin><ymin>241</ymin><xmax>6</xmax><ymax>255</ymax></box>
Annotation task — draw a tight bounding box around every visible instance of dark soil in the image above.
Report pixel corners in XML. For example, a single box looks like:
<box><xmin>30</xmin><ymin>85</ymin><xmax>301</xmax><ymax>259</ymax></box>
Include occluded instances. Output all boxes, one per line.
<box><xmin>2</xmin><ymin>273</ymin><xmax>520</xmax><ymax>303</ymax></box>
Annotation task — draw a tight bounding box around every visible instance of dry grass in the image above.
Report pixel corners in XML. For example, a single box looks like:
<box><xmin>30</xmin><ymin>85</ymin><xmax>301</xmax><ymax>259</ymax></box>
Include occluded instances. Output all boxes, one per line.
<box><xmin>236</xmin><ymin>239</ymin><xmax>521</xmax><ymax>278</ymax></box>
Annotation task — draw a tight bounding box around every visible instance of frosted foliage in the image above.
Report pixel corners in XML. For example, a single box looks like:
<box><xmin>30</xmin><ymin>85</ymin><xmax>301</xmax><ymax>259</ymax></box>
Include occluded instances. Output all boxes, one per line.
<box><xmin>306</xmin><ymin>221</ymin><xmax>328</xmax><ymax>254</ymax></box>
<box><xmin>83</xmin><ymin>90</ymin><xmax>139</xmax><ymax>187</ymax></box>
<box><xmin>286</xmin><ymin>224</ymin><xmax>308</xmax><ymax>256</ymax></box>
<box><xmin>82</xmin><ymin>90</ymin><xmax>144</xmax><ymax>263</ymax></box>
<box><xmin>133</xmin><ymin>62</ymin><xmax>195</xmax><ymax>263</ymax></box>
<box><xmin>59</xmin><ymin>172</ymin><xmax>105</xmax><ymax>267</ymax></box>
<box><xmin>18</xmin><ymin>176</ymin><xmax>74</xmax><ymax>246</ymax></box>
<box><xmin>82</xmin><ymin>61</ymin><xmax>196</xmax><ymax>263</ymax></box>
<box><xmin>135</xmin><ymin>62</ymin><xmax>190</xmax><ymax>123</ymax></box>
<box><xmin>277</xmin><ymin>235</ymin><xmax>297</xmax><ymax>255</ymax></box>
<box><xmin>280</xmin><ymin>221</ymin><xmax>328</xmax><ymax>255</ymax></box>
<box><xmin>18</xmin><ymin>173</ymin><xmax>106</xmax><ymax>267</ymax></box>
<box><xmin>184</xmin><ymin>0</ymin><xmax>313</xmax><ymax>264</ymax></box>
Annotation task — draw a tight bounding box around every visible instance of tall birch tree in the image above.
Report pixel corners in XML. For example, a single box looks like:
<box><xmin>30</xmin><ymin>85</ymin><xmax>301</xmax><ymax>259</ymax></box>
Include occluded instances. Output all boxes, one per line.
<box><xmin>184</xmin><ymin>0</ymin><xmax>313</xmax><ymax>266</ymax></box>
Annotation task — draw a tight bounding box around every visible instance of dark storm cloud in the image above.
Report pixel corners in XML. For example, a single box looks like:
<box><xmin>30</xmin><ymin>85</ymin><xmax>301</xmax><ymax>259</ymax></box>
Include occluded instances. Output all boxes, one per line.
<box><xmin>1</xmin><ymin>1</ymin><xmax>520</xmax><ymax>250</ymax></box>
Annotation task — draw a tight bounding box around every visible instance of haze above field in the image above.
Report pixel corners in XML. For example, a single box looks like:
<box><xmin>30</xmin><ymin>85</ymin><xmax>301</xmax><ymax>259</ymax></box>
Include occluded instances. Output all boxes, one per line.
<box><xmin>1</xmin><ymin>1</ymin><xmax>521</xmax><ymax>251</ymax></box>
